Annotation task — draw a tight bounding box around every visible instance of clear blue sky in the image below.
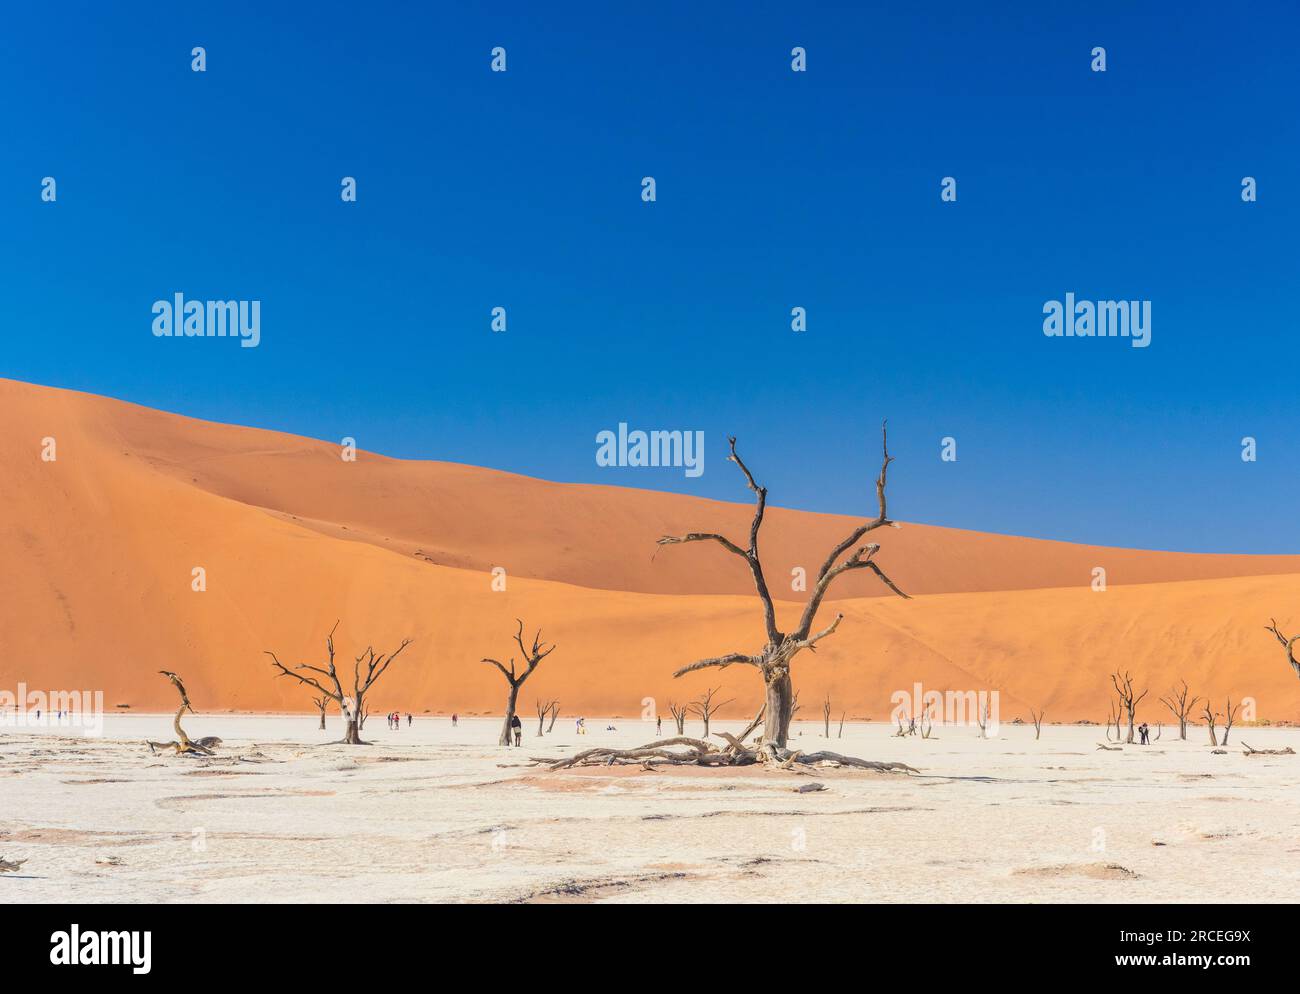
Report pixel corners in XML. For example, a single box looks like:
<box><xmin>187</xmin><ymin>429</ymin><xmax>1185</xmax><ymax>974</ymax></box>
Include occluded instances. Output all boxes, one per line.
<box><xmin>3</xmin><ymin>1</ymin><xmax>1297</xmax><ymax>552</ymax></box>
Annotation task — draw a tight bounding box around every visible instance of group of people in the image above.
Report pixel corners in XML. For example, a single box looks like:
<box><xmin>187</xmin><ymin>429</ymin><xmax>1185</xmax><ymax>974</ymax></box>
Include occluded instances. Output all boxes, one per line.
<box><xmin>386</xmin><ymin>712</ymin><xmax>412</xmax><ymax>729</ymax></box>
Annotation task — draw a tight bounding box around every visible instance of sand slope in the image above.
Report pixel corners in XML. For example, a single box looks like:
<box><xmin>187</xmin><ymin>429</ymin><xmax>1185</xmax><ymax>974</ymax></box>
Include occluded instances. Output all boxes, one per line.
<box><xmin>2</xmin><ymin>377</ymin><xmax>1298</xmax><ymax>721</ymax></box>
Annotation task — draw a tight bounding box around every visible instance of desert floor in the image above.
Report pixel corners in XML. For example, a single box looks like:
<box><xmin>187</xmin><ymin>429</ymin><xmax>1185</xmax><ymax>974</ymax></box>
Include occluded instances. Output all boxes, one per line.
<box><xmin>1</xmin><ymin>716</ymin><xmax>1297</xmax><ymax>903</ymax></box>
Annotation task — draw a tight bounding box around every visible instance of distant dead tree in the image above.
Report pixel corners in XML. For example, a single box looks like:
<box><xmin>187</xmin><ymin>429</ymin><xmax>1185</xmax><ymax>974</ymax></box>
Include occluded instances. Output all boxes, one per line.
<box><xmin>1028</xmin><ymin>707</ymin><xmax>1045</xmax><ymax>740</ymax></box>
<box><xmin>1110</xmin><ymin>670</ymin><xmax>1148</xmax><ymax>744</ymax></box>
<box><xmin>1202</xmin><ymin>701</ymin><xmax>1220</xmax><ymax>747</ymax></box>
<box><xmin>310</xmin><ymin>693</ymin><xmax>329</xmax><ymax>731</ymax></box>
<box><xmin>1159</xmin><ymin>680</ymin><xmax>1201</xmax><ymax>741</ymax></box>
<box><xmin>535</xmin><ymin>698</ymin><xmax>558</xmax><ymax>736</ymax></box>
<box><xmin>822</xmin><ymin>693</ymin><xmax>832</xmax><ymax>737</ymax></box>
<box><xmin>668</xmin><ymin>700</ymin><xmax>688</xmax><ymax>734</ymax></box>
<box><xmin>547</xmin><ymin>701</ymin><xmax>560</xmax><ymax>733</ymax></box>
<box><xmin>837</xmin><ymin>711</ymin><xmax>846</xmax><ymax>739</ymax></box>
<box><xmin>975</xmin><ymin>699</ymin><xmax>991</xmax><ymax>739</ymax></box>
<box><xmin>1265</xmin><ymin>618</ymin><xmax>1300</xmax><ymax>680</ymax></box>
<box><xmin>481</xmin><ymin>619</ymin><xmax>555</xmax><ymax>747</ymax></box>
<box><xmin>919</xmin><ymin>702</ymin><xmax>936</xmax><ymax>739</ymax></box>
<box><xmin>688</xmin><ymin>687</ymin><xmax>732</xmax><ymax>738</ymax></box>
<box><xmin>266</xmin><ymin>621</ymin><xmax>412</xmax><ymax>745</ymax></box>
<box><xmin>1221</xmin><ymin>697</ymin><xmax>1241</xmax><ymax>745</ymax></box>
<box><xmin>655</xmin><ymin>427</ymin><xmax>908</xmax><ymax>758</ymax></box>
<box><xmin>146</xmin><ymin>670</ymin><xmax>220</xmax><ymax>756</ymax></box>
<box><xmin>1105</xmin><ymin>700</ymin><xmax>1121</xmax><ymax>741</ymax></box>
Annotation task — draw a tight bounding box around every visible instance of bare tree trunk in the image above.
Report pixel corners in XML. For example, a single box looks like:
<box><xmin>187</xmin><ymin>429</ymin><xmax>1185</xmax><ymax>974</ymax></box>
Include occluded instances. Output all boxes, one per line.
<box><xmin>319</xmin><ymin>710</ymin><xmax>327</xmax><ymax>731</ymax></box>
<box><xmin>764</xmin><ymin>671</ymin><xmax>794</xmax><ymax>749</ymax></box>
<box><xmin>501</xmin><ymin>684</ymin><xmax>519</xmax><ymax>747</ymax></box>
<box><xmin>343</xmin><ymin>717</ymin><xmax>362</xmax><ymax>745</ymax></box>
<box><xmin>547</xmin><ymin>702</ymin><xmax>560</xmax><ymax>732</ymax></box>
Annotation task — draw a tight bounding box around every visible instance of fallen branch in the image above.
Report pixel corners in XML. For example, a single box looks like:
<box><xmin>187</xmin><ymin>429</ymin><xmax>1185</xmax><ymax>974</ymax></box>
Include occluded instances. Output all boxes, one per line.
<box><xmin>1241</xmin><ymin>741</ymin><xmax>1295</xmax><ymax>756</ymax></box>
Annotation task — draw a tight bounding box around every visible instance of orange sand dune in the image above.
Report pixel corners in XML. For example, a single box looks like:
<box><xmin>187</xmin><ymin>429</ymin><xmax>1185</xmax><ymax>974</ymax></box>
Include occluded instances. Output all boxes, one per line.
<box><xmin>2</xmin><ymin>376</ymin><xmax>1298</xmax><ymax>721</ymax></box>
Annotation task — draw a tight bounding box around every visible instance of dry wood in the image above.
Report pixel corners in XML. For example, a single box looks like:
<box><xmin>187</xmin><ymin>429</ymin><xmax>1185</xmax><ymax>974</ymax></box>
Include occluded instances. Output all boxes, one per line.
<box><xmin>266</xmin><ymin>621</ymin><xmax>412</xmax><ymax>745</ymax></box>
<box><xmin>1159</xmin><ymin>679</ymin><xmax>1200</xmax><ymax>741</ymax></box>
<box><xmin>1241</xmin><ymin>741</ymin><xmax>1295</xmax><ymax>756</ymax></box>
<box><xmin>481</xmin><ymin>619</ymin><xmax>555</xmax><ymax>746</ymax></box>
<box><xmin>656</xmin><ymin>425</ymin><xmax>908</xmax><ymax>750</ymax></box>
<box><xmin>1110</xmin><ymin>670</ymin><xmax>1148</xmax><ymax>744</ymax></box>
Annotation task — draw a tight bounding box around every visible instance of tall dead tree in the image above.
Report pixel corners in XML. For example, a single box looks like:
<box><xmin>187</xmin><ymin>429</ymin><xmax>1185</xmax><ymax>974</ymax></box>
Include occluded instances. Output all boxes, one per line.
<box><xmin>482</xmin><ymin>619</ymin><xmax>555</xmax><ymax>747</ymax></box>
<box><xmin>1110</xmin><ymin>670</ymin><xmax>1148</xmax><ymax>744</ymax></box>
<box><xmin>1159</xmin><ymin>680</ymin><xmax>1200</xmax><ymax>741</ymax></box>
<box><xmin>656</xmin><ymin>427</ymin><xmax>908</xmax><ymax>755</ymax></box>
<box><xmin>822</xmin><ymin>692</ymin><xmax>832</xmax><ymax>737</ymax></box>
<box><xmin>688</xmin><ymin>687</ymin><xmax>731</xmax><ymax>738</ymax></box>
<box><xmin>1221</xmin><ymin>697</ymin><xmax>1241</xmax><ymax>745</ymax></box>
<box><xmin>1028</xmin><ymin>707</ymin><xmax>1045</xmax><ymax>741</ymax></box>
<box><xmin>547</xmin><ymin>701</ymin><xmax>560</xmax><ymax>733</ymax></box>
<box><xmin>266</xmin><ymin>621</ymin><xmax>412</xmax><ymax>745</ymax></box>
<box><xmin>668</xmin><ymin>700</ymin><xmax>688</xmax><ymax>734</ymax></box>
<box><xmin>311</xmin><ymin>693</ymin><xmax>329</xmax><ymax>731</ymax></box>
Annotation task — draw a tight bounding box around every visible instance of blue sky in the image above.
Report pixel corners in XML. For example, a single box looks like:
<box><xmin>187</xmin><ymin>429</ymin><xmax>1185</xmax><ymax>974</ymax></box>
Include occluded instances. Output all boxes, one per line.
<box><xmin>3</xmin><ymin>1</ymin><xmax>1298</xmax><ymax>552</ymax></box>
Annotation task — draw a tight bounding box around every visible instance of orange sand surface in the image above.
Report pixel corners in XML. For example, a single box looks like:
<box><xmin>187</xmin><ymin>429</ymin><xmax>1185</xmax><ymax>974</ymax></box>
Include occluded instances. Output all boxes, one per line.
<box><xmin>3</xmin><ymin>377</ymin><xmax>1298</xmax><ymax>721</ymax></box>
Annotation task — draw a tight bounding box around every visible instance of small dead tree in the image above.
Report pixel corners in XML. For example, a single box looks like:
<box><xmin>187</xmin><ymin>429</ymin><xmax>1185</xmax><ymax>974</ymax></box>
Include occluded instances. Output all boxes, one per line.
<box><xmin>655</xmin><ymin>427</ymin><xmax>908</xmax><ymax>759</ymax></box>
<box><xmin>1202</xmin><ymin>701</ymin><xmax>1220</xmax><ymax>747</ymax></box>
<box><xmin>975</xmin><ymin>699</ymin><xmax>991</xmax><ymax>739</ymax></box>
<box><xmin>535</xmin><ymin>698</ymin><xmax>558</xmax><ymax>736</ymax></box>
<box><xmin>146</xmin><ymin>670</ymin><xmax>218</xmax><ymax>756</ymax></box>
<box><xmin>311</xmin><ymin>693</ymin><xmax>329</xmax><ymax>731</ymax></box>
<box><xmin>1265</xmin><ymin>618</ymin><xmax>1300</xmax><ymax>680</ymax></box>
<box><xmin>1110</xmin><ymin>670</ymin><xmax>1148</xmax><ymax>744</ymax></box>
<box><xmin>1105</xmin><ymin>700</ymin><xmax>1120</xmax><ymax>742</ymax></box>
<box><xmin>919</xmin><ymin>702</ymin><xmax>936</xmax><ymax>739</ymax></box>
<box><xmin>547</xmin><ymin>701</ymin><xmax>560</xmax><ymax>733</ymax></box>
<box><xmin>822</xmin><ymin>693</ymin><xmax>832</xmax><ymax>737</ymax></box>
<box><xmin>482</xmin><ymin>620</ymin><xmax>555</xmax><ymax>747</ymax></box>
<box><xmin>266</xmin><ymin>621</ymin><xmax>412</xmax><ymax>745</ymax></box>
<box><xmin>1221</xmin><ymin>697</ymin><xmax>1241</xmax><ymax>745</ymax></box>
<box><xmin>1159</xmin><ymin>679</ymin><xmax>1201</xmax><ymax>741</ymax></box>
<box><xmin>837</xmin><ymin>711</ymin><xmax>846</xmax><ymax>739</ymax></box>
<box><xmin>688</xmin><ymin>687</ymin><xmax>732</xmax><ymax>738</ymax></box>
<box><xmin>1028</xmin><ymin>707</ymin><xmax>1045</xmax><ymax>740</ymax></box>
<box><xmin>668</xmin><ymin>700</ymin><xmax>688</xmax><ymax>735</ymax></box>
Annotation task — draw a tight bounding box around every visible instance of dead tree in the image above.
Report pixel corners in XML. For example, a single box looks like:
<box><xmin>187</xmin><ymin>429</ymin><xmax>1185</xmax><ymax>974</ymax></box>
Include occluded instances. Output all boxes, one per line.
<box><xmin>1202</xmin><ymin>701</ymin><xmax>1220</xmax><ymax>747</ymax></box>
<box><xmin>1222</xmin><ymin>697</ymin><xmax>1241</xmax><ymax>745</ymax></box>
<box><xmin>481</xmin><ymin>619</ymin><xmax>555</xmax><ymax>747</ymax></box>
<box><xmin>266</xmin><ymin>621</ymin><xmax>412</xmax><ymax>745</ymax></box>
<box><xmin>668</xmin><ymin>700</ymin><xmax>688</xmax><ymax>735</ymax></box>
<box><xmin>1265</xmin><ymin>618</ymin><xmax>1300</xmax><ymax>680</ymax></box>
<box><xmin>837</xmin><ymin>711</ymin><xmax>846</xmax><ymax>739</ymax></box>
<box><xmin>1110</xmin><ymin>670</ymin><xmax>1148</xmax><ymax>744</ymax></box>
<box><xmin>975</xmin><ymin>699</ymin><xmax>991</xmax><ymax>739</ymax></box>
<box><xmin>1028</xmin><ymin>707</ymin><xmax>1045</xmax><ymax>741</ymax></box>
<box><xmin>547</xmin><ymin>701</ymin><xmax>560</xmax><ymax>733</ymax></box>
<box><xmin>919</xmin><ymin>703</ymin><xmax>936</xmax><ymax>739</ymax></box>
<box><xmin>822</xmin><ymin>693</ymin><xmax>832</xmax><ymax>737</ymax></box>
<box><xmin>1105</xmin><ymin>700</ymin><xmax>1120</xmax><ymax>741</ymax></box>
<box><xmin>1159</xmin><ymin>680</ymin><xmax>1201</xmax><ymax>741</ymax></box>
<box><xmin>687</xmin><ymin>687</ymin><xmax>732</xmax><ymax>738</ymax></box>
<box><xmin>535</xmin><ymin>698</ymin><xmax>558</xmax><ymax>736</ymax></box>
<box><xmin>310</xmin><ymin>693</ymin><xmax>329</xmax><ymax>731</ymax></box>
<box><xmin>655</xmin><ymin>427</ymin><xmax>908</xmax><ymax>758</ymax></box>
<box><xmin>146</xmin><ymin>671</ymin><xmax>216</xmax><ymax>756</ymax></box>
